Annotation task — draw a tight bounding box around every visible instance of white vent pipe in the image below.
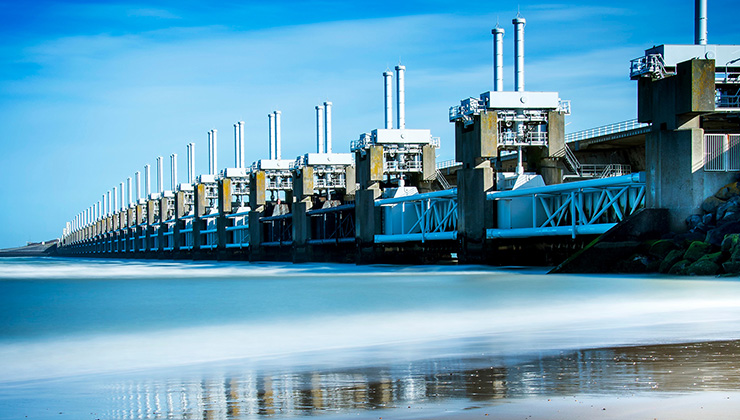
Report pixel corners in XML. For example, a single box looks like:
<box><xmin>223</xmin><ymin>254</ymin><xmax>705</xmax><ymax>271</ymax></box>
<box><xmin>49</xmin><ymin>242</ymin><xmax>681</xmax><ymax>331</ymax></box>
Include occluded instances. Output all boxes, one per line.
<box><xmin>101</xmin><ymin>195</ymin><xmax>106</xmax><ymax>218</ymax></box>
<box><xmin>144</xmin><ymin>164</ymin><xmax>151</xmax><ymax>197</ymax></box>
<box><xmin>395</xmin><ymin>65</ymin><xmax>405</xmax><ymax>129</ymax></box>
<box><xmin>513</xmin><ymin>16</ymin><xmax>526</xmax><ymax>92</ymax></box>
<box><xmin>170</xmin><ymin>153</ymin><xmax>177</xmax><ymax>190</ymax></box>
<box><xmin>268</xmin><ymin>113</ymin><xmax>275</xmax><ymax>159</ymax></box>
<box><xmin>323</xmin><ymin>102</ymin><xmax>332</xmax><ymax>153</ymax></box>
<box><xmin>695</xmin><ymin>0</ymin><xmax>707</xmax><ymax>45</ymax></box>
<box><xmin>106</xmin><ymin>191</ymin><xmax>111</xmax><ymax>216</ymax></box>
<box><xmin>208</xmin><ymin>129</ymin><xmax>217</xmax><ymax>175</ymax></box>
<box><xmin>127</xmin><ymin>177</ymin><xmax>132</xmax><ymax>206</ymax></box>
<box><xmin>187</xmin><ymin>143</ymin><xmax>195</xmax><ymax>183</ymax></box>
<box><xmin>234</xmin><ymin>121</ymin><xmax>244</xmax><ymax>169</ymax></box>
<box><xmin>112</xmin><ymin>187</ymin><xmax>117</xmax><ymax>213</ymax></box>
<box><xmin>316</xmin><ymin>105</ymin><xmax>325</xmax><ymax>153</ymax></box>
<box><xmin>119</xmin><ymin>182</ymin><xmax>124</xmax><ymax>210</ymax></box>
<box><xmin>274</xmin><ymin>111</ymin><xmax>282</xmax><ymax>160</ymax></box>
<box><xmin>97</xmin><ymin>201</ymin><xmax>101</xmax><ymax>220</ymax></box>
<box><xmin>156</xmin><ymin>156</ymin><xmax>164</xmax><ymax>193</ymax></box>
<box><xmin>492</xmin><ymin>26</ymin><xmax>505</xmax><ymax>91</ymax></box>
<box><xmin>135</xmin><ymin>171</ymin><xmax>141</xmax><ymax>201</ymax></box>
<box><xmin>384</xmin><ymin>70</ymin><xmax>393</xmax><ymax>129</ymax></box>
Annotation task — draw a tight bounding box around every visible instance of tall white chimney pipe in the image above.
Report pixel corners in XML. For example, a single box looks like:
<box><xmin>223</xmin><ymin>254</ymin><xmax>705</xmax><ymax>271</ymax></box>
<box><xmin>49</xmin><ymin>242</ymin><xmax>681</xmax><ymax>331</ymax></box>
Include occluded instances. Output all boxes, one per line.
<box><xmin>156</xmin><ymin>156</ymin><xmax>164</xmax><ymax>193</ymax></box>
<box><xmin>207</xmin><ymin>130</ymin><xmax>213</xmax><ymax>174</ymax></box>
<box><xmin>274</xmin><ymin>111</ymin><xmax>282</xmax><ymax>160</ymax></box>
<box><xmin>107</xmin><ymin>191</ymin><xmax>111</xmax><ymax>216</ymax></box>
<box><xmin>170</xmin><ymin>153</ymin><xmax>177</xmax><ymax>190</ymax></box>
<box><xmin>187</xmin><ymin>143</ymin><xmax>195</xmax><ymax>183</ymax></box>
<box><xmin>127</xmin><ymin>177</ymin><xmax>132</xmax><ymax>206</ymax></box>
<box><xmin>323</xmin><ymin>102</ymin><xmax>332</xmax><ymax>153</ymax></box>
<box><xmin>144</xmin><ymin>164</ymin><xmax>151</xmax><ymax>197</ymax></box>
<box><xmin>112</xmin><ymin>187</ymin><xmax>118</xmax><ymax>213</ymax></box>
<box><xmin>383</xmin><ymin>70</ymin><xmax>393</xmax><ymax>129</ymax></box>
<box><xmin>492</xmin><ymin>26</ymin><xmax>505</xmax><ymax>91</ymax></box>
<box><xmin>119</xmin><ymin>182</ymin><xmax>124</xmax><ymax>210</ymax></box>
<box><xmin>316</xmin><ymin>105</ymin><xmax>325</xmax><ymax>153</ymax></box>
<box><xmin>101</xmin><ymin>195</ymin><xmax>105</xmax><ymax>218</ymax></box>
<box><xmin>268</xmin><ymin>113</ymin><xmax>275</xmax><ymax>160</ymax></box>
<box><xmin>513</xmin><ymin>16</ymin><xmax>526</xmax><ymax>92</ymax></box>
<box><xmin>105</xmin><ymin>192</ymin><xmax>110</xmax><ymax>216</ymax></box>
<box><xmin>135</xmin><ymin>171</ymin><xmax>141</xmax><ymax>201</ymax></box>
<box><xmin>97</xmin><ymin>201</ymin><xmax>101</xmax><ymax>220</ymax></box>
<box><xmin>395</xmin><ymin>65</ymin><xmax>406</xmax><ymax>129</ymax></box>
<box><xmin>234</xmin><ymin>121</ymin><xmax>244</xmax><ymax>169</ymax></box>
<box><xmin>695</xmin><ymin>0</ymin><xmax>708</xmax><ymax>45</ymax></box>
<box><xmin>211</xmin><ymin>129</ymin><xmax>218</xmax><ymax>175</ymax></box>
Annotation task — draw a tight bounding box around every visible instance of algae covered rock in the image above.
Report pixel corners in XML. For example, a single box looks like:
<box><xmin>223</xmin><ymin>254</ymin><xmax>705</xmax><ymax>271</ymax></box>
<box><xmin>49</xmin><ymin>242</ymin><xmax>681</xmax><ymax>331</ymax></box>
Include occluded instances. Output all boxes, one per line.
<box><xmin>648</xmin><ymin>239</ymin><xmax>678</xmax><ymax>259</ymax></box>
<box><xmin>722</xmin><ymin>261</ymin><xmax>740</xmax><ymax>275</ymax></box>
<box><xmin>660</xmin><ymin>249</ymin><xmax>685</xmax><ymax>273</ymax></box>
<box><xmin>668</xmin><ymin>259</ymin><xmax>692</xmax><ymax>275</ymax></box>
<box><xmin>721</xmin><ymin>233</ymin><xmax>740</xmax><ymax>253</ymax></box>
<box><xmin>697</xmin><ymin>251</ymin><xmax>724</xmax><ymax>264</ymax></box>
<box><xmin>683</xmin><ymin>241</ymin><xmax>712</xmax><ymax>262</ymax></box>
<box><xmin>686</xmin><ymin>259</ymin><xmax>720</xmax><ymax>276</ymax></box>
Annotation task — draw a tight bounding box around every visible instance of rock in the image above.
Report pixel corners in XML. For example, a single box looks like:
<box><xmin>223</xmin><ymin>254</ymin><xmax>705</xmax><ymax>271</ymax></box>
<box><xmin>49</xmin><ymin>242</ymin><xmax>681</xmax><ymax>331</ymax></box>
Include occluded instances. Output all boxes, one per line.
<box><xmin>705</xmin><ymin>221</ymin><xmax>740</xmax><ymax>247</ymax></box>
<box><xmin>717</xmin><ymin>200</ymin><xmax>740</xmax><ymax>221</ymax></box>
<box><xmin>732</xmin><ymin>246</ymin><xmax>740</xmax><ymax>263</ymax></box>
<box><xmin>668</xmin><ymin>259</ymin><xmax>691</xmax><ymax>275</ymax></box>
<box><xmin>702</xmin><ymin>196</ymin><xmax>727</xmax><ymax>214</ymax></box>
<box><xmin>722</xmin><ymin>233</ymin><xmax>740</xmax><ymax>253</ymax></box>
<box><xmin>660</xmin><ymin>249</ymin><xmax>686</xmax><ymax>273</ymax></box>
<box><xmin>648</xmin><ymin>239</ymin><xmax>678</xmax><ymax>259</ymax></box>
<box><xmin>683</xmin><ymin>241</ymin><xmax>713</xmax><ymax>262</ymax></box>
<box><xmin>675</xmin><ymin>231</ymin><xmax>706</xmax><ymax>245</ymax></box>
<box><xmin>646</xmin><ymin>258</ymin><xmax>661</xmax><ymax>272</ymax></box>
<box><xmin>686</xmin><ymin>259</ymin><xmax>720</xmax><ymax>276</ymax></box>
<box><xmin>686</xmin><ymin>214</ymin><xmax>703</xmax><ymax>230</ymax></box>
<box><xmin>722</xmin><ymin>261</ymin><xmax>740</xmax><ymax>275</ymax></box>
<box><xmin>620</xmin><ymin>254</ymin><xmax>650</xmax><ymax>273</ymax></box>
<box><xmin>702</xmin><ymin>212</ymin><xmax>715</xmax><ymax>225</ymax></box>
<box><xmin>697</xmin><ymin>251</ymin><xmax>724</xmax><ymax>264</ymax></box>
<box><xmin>715</xmin><ymin>181</ymin><xmax>740</xmax><ymax>200</ymax></box>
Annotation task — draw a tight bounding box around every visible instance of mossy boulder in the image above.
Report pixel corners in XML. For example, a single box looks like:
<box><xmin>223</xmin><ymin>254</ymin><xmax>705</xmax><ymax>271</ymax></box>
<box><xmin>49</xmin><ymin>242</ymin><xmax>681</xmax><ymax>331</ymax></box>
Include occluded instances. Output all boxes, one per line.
<box><xmin>722</xmin><ymin>261</ymin><xmax>740</xmax><ymax>275</ymax></box>
<box><xmin>669</xmin><ymin>259</ymin><xmax>692</xmax><ymax>275</ymax></box>
<box><xmin>648</xmin><ymin>239</ymin><xmax>678</xmax><ymax>259</ymax></box>
<box><xmin>697</xmin><ymin>251</ymin><xmax>724</xmax><ymax>264</ymax></box>
<box><xmin>660</xmin><ymin>249</ymin><xmax>686</xmax><ymax>273</ymax></box>
<box><xmin>683</xmin><ymin>241</ymin><xmax>713</xmax><ymax>262</ymax></box>
<box><xmin>721</xmin><ymin>233</ymin><xmax>740</xmax><ymax>253</ymax></box>
<box><xmin>686</xmin><ymin>259</ymin><xmax>720</xmax><ymax>276</ymax></box>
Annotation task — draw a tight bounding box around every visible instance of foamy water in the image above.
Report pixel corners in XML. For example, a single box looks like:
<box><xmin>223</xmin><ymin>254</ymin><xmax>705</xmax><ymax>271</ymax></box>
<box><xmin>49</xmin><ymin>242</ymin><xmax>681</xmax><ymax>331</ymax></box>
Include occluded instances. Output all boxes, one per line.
<box><xmin>1</xmin><ymin>257</ymin><xmax>740</xmax><ymax>419</ymax></box>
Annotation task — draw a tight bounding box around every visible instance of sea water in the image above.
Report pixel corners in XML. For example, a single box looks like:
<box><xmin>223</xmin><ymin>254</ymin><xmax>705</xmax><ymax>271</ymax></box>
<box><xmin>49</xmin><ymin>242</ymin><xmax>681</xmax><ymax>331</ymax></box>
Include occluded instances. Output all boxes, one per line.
<box><xmin>1</xmin><ymin>257</ymin><xmax>740</xmax><ymax>419</ymax></box>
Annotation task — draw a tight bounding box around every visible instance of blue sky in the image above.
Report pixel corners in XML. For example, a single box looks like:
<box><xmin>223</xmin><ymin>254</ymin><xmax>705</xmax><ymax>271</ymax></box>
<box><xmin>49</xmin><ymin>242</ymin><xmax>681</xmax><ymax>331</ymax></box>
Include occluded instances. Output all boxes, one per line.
<box><xmin>0</xmin><ymin>0</ymin><xmax>738</xmax><ymax>248</ymax></box>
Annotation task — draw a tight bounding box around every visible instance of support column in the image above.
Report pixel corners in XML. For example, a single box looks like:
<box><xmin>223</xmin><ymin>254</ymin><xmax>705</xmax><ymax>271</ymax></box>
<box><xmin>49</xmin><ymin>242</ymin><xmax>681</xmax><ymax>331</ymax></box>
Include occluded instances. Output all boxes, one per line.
<box><xmin>249</xmin><ymin>171</ymin><xmax>266</xmax><ymax>261</ymax></box>
<box><xmin>292</xmin><ymin>166</ymin><xmax>314</xmax><ymax>262</ymax></box>
<box><xmin>217</xmin><ymin>178</ymin><xmax>232</xmax><ymax>255</ymax></box>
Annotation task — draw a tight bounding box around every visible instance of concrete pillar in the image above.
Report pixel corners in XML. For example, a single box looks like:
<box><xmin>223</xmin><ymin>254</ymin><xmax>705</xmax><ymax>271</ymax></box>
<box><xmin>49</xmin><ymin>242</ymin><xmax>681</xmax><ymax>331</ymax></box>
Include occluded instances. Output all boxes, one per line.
<box><xmin>638</xmin><ymin>59</ymin><xmax>726</xmax><ymax>231</ymax></box>
<box><xmin>454</xmin><ymin>111</ymin><xmax>498</xmax><ymax>263</ymax></box>
<box><xmin>217</xmin><ymin>178</ymin><xmax>233</xmax><ymax>252</ymax></box>
<box><xmin>174</xmin><ymin>191</ymin><xmax>187</xmax><ymax>252</ymax></box>
<box><xmin>194</xmin><ymin>184</ymin><xmax>207</xmax><ymax>252</ymax></box>
<box><xmin>249</xmin><ymin>170</ymin><xmax>267</xmax><ymax>261</ymax></box>
<box><xmin>292</xmin><ymin>166</ymin><xmax>314</xmax><ymax>262</ymax></box>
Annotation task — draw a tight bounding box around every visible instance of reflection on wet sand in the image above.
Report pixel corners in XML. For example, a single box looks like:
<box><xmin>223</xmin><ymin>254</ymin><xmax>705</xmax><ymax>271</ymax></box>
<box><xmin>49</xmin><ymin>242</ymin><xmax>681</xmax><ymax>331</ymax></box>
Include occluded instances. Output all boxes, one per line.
<box><xmin>105</xmin><ymin>340</ymin><xmax>740</xmax><ymax>419</ymax></box>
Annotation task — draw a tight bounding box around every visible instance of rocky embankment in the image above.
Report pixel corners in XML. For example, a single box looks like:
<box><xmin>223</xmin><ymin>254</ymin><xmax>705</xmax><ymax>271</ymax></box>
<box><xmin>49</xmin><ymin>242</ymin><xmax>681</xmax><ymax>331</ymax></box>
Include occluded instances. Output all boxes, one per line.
<box><xmin>619</xmin><ymin>180</ymin><xmax>740</xmax><ymax>276</ymax></box>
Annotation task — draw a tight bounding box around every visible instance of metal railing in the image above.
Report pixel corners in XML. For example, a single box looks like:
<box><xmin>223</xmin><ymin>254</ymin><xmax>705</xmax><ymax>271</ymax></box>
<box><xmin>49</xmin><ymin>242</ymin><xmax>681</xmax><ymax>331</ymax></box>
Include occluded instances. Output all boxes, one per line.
<box><xmin>565</xmin><ymin>119</ymin><xmax>650</xmax><ymax>143</ymax></box>
<box><xmin>716</xmin><ymin>91</ymin><xmax>740</xmax><ymax>109</ymax></box>
<box><xmin>374</xmin><ymin>189</ymin><xmax>458</xmax><ymax>244</ymax></box>
<box><xmin>261</xmin><ymin>213</ymin><xmax>293</xmax><ymax>246</ymax></box>
<box><xmin>630</xmin><ymin>54</ymin><xmax>670</xmax><ymax>80</ymax></box>
<box><xmin>200</xmin><ymin>213</ymin><xmax>219</xmax><ymax>249</ymax></box>
<box><xmin>704</xmin><ymin>134</ymin><xmax>740</xmax><ymax>172</ymax></box>
<box><xmin>487</xmin><ymin>173</ymin><xmax>645</xmax><ymax>239</ymax></box>
<box><xmin>225</xmin><ymin>211</ymin><xmax>250</xmax><ymax>249</ymax></box>
<box><xmin>308</xmin><ymin>204</ymin><xmax>356</xmax><ymax>245</ymax></box>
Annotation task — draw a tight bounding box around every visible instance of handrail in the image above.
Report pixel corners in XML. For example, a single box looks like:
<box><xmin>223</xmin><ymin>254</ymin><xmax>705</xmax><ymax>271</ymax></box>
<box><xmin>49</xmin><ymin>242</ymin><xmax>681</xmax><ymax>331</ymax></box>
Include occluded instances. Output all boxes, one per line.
<box><xmin>488</xmin><ymin>173</ymin><xmax>644</xmax><ymax>200</ymax></box>
<box><xmin>261</xmin><ymin>213</ymin><xmax>293</xmax><ymax>222</ymax></box>
<box><xmin>376</xmin><ymin>188</ymin><xmax>457</xmax><ymax>206</ymax></box>
<box><xmin>565</xmin><ymin>119</ymin><xmax>650</xmax><ymax>143</ymax></box>
<box><xmin>307</xmin><ymin>204</ymin><xmax>355</xmax><ymax>216</ymax></box>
